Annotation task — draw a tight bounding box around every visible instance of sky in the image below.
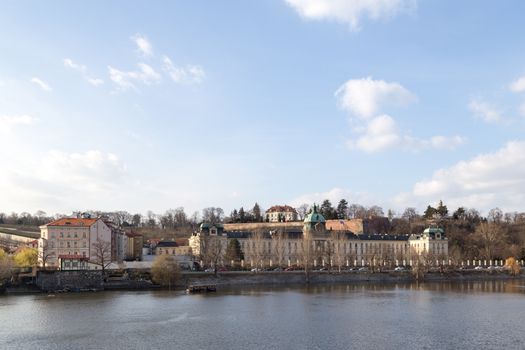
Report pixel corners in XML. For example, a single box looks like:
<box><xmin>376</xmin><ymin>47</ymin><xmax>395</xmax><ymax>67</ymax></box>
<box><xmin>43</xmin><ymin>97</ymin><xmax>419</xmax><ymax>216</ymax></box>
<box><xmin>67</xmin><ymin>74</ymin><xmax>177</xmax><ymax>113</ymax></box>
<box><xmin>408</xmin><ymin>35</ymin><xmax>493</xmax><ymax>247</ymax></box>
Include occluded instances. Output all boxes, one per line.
<box><xmin>2</xmin><ymin>0</ymin><xmax>525</xmax><ymax>217</ymax></box>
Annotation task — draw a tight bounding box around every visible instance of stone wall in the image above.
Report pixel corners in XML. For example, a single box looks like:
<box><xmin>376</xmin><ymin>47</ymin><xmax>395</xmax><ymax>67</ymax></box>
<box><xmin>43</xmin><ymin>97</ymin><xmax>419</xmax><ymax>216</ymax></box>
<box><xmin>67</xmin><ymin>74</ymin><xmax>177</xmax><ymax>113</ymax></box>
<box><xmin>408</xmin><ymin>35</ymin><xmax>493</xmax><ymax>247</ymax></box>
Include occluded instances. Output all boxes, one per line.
<box><xmin>36</xmin><ymin>271</ymin><xmax>103</xmax><ymax>291</ymax></box>
<box><xmin>178</xmin><ymin>271</ymin><xmax>414</xmax><ymax>287</ymax></box>
<box><xmin>178</xmin><ymin>270</ymin><xmax>523</xmax><ymax>288</ymax></box>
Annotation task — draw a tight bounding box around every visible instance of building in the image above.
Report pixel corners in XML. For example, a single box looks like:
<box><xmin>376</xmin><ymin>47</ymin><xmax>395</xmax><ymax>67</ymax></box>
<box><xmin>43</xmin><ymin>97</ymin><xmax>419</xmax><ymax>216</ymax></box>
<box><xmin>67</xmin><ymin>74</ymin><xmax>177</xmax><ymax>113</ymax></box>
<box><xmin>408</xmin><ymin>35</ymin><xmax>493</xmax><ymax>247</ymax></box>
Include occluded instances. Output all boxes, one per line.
<box><xmin>104</xmin><ymin>220</ymin><xmax>128</xmax><ymax>263</ymax></box>
<box><xmin>38</xmin><ymin>217</ymin><xmax>112</xmax><ymax>269</ymax></box>
<box><xmin>125</xmin><ymin>231</ymin><xmax>144</xmax><ymax>261</ymax></box>
<box><xmin>265</xmin><ymin>205</ymin><xmax>298</xmax><ymax>222</ymax></box>
<box><xmin>189</xmin><ymin>205</ymin><xmax>448</xmax><ymax>268</ymax></box>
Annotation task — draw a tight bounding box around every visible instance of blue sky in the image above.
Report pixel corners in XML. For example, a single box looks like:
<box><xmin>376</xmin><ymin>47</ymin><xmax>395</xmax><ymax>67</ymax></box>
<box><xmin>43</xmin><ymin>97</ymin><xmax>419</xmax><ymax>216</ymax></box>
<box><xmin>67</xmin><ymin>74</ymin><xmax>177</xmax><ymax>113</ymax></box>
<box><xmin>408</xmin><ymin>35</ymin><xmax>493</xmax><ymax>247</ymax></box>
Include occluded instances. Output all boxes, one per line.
<box><xmin>2</xmin><ymin>0</ymin><xmax>525</xmax><ymax>217</ymax></box>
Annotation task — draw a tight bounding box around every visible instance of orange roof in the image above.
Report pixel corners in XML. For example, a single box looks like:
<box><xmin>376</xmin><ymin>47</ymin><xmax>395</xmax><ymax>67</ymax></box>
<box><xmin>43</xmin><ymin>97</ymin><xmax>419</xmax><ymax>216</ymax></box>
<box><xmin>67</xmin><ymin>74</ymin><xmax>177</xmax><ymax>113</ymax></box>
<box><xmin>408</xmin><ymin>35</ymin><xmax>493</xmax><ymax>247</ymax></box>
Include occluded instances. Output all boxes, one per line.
<box><xmin>46</xmin><ymin>218</ymin><xmax>98</xmax><ymax>227</ymax></box>
<box><xmin>266</xmin><ymin>205</ymin><xmax>297</xmax><ymax>213</ymax></box>
<box><xmin>325</xmin><ymin>219</ymin><xmax>364</xmax><ymax>234</ymax></box>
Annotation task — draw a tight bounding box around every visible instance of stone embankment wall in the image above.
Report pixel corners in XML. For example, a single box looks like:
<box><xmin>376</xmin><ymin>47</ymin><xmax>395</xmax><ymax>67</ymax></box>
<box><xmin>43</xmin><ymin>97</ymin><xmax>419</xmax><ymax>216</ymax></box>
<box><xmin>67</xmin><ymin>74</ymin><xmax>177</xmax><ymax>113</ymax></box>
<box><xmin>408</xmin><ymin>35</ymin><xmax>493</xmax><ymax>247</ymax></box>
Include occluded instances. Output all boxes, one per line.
<box><xmin>34</xmin><ymin>270</ymin><xmax>524</xmax><ymax>292</ymax></box>
<box><xmin>37</xmin><ymin>271</ymin><xmax>103</xmax><ymax>291</ymax></box>
<box><xmin>178</xmin><ymin>270</ymin><xmax>523</xmax><ymax>288</ymax></box>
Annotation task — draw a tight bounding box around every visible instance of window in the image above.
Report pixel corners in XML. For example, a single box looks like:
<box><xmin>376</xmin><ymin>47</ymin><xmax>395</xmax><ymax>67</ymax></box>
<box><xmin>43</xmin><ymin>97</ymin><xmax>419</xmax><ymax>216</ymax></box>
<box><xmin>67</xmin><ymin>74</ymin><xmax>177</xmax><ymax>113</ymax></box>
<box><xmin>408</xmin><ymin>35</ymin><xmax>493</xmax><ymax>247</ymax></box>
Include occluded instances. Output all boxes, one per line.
<box><xmin>60</xmin><ymin>232</ymin><xmax>64</xmax><ymax>238</ymax></box>
<box><xmin>83</xmin><ymin>242</ymin><xmax>87</xmax><ymax>248</ymax></box>
<box><xmin>82</xmin><ymin>232</ymin><xmax>86</xmax><ymax>238</ymax></box>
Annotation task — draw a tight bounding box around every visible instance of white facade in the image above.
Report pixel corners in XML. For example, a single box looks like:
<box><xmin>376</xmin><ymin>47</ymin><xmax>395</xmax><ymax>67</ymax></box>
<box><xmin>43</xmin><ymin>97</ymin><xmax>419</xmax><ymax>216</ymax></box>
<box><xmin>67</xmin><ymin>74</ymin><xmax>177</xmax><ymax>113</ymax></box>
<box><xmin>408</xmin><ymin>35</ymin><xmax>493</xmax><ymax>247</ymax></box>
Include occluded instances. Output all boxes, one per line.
<box><xmin>39</xmin><ymin>218</ymin><xmax>112</xmax><ymax>269</ymax></box>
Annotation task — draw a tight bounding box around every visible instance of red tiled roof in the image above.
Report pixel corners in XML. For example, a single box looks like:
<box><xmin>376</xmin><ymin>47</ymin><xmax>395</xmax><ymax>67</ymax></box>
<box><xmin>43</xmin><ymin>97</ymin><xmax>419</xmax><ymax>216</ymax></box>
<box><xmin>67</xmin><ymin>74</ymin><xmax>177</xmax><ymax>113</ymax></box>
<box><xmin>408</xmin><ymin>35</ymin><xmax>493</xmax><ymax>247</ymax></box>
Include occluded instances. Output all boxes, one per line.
<box><xmin>266</xmin><ymin>205</ymin><xmax>297</xmax><ymax>213</ymax></box>
<box><xmin>58</xmin><ymin>254</ymin><xmax>88</xmax><ymax>260</ymax></box>
<box><xmin>46</xmin><ymin>218</ymin><xmax>98</xmax><ymax>227</ymax></box>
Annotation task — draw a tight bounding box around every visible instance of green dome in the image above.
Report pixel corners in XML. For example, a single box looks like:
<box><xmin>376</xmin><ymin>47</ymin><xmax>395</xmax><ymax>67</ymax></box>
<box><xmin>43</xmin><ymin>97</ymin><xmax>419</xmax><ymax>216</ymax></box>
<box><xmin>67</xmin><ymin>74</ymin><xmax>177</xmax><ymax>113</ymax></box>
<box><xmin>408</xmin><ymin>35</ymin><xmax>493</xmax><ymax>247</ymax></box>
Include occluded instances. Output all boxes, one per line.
<box><xmin>423</xmin><ymin>227</ymin><xmax>444</xmax><ymax>236</ymax></box>
<box><xmin>304</xmin><ymin>205</ymin><xmax>326</xmax><ymax>223</ymax></box>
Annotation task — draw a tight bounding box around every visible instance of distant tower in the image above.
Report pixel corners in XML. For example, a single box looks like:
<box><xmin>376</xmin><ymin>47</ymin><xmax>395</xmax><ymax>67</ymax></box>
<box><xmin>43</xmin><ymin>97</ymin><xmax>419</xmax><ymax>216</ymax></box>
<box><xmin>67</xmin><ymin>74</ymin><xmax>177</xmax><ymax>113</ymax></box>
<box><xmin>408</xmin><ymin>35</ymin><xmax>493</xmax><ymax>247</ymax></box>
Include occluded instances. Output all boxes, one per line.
<box><xmin>303</xmin><ymin>204</ymin><xmax>326</xmax><ymax>237</ymax></box>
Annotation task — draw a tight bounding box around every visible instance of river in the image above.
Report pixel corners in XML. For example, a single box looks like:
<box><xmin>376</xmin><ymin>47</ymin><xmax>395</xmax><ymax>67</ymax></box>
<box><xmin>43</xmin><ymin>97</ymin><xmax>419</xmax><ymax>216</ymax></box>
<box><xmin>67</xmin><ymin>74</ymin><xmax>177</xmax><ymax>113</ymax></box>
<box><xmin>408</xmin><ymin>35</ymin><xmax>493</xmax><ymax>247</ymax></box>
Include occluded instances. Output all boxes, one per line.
<box><xmin>1</xmin><ymin>280</ymin><xmax>524</xmax><ymax>349</ymax></box>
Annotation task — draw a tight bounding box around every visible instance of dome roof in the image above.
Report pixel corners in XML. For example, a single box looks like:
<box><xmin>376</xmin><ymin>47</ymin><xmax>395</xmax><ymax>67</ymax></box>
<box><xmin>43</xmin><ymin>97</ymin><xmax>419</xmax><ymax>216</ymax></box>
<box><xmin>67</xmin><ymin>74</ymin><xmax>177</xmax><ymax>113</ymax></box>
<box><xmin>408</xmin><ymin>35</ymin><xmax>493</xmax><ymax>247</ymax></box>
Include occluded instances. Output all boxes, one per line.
<box><xmin>423</xmin><ymin>227</ymin><xmax>444</xmax><ymax>236</ymax></box>
<box><xmin>304</xmin><ymin>205</ymin><xmax>326</xmax><ymax>223</ymax></box>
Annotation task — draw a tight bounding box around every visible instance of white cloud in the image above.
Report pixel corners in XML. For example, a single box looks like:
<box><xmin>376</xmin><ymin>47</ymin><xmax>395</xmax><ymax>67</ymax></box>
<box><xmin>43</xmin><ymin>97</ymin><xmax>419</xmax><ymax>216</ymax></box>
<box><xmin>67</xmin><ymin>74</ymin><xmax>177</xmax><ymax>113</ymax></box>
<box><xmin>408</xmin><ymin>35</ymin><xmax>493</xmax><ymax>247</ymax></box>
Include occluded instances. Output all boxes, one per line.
<box><xmin>41</xmin><ymin>150</ymin><xmax>126</xmax><ymax>187</ymax></box>
<box><xmin>64</xmin><ymin>58</ymin><xmax>104</xmax><ymax>86</ymax></box>
<box><xmin>348</xmin><ymin>114</ymin><xmax>400</xmax><ymax>152</ymax></box>
<box><xmin>285</xmin><ymin>0</ymin><xmax>416</xmax><ymax>30</ymax></box>
<box><xmin>429</xmin><ymin>135</ymin><xmax>465</xmax><ymax>150</ymax></box>
<box><xmin>162</xmin><ymin>56</ymin><xmax>206</xmax><ymax>84</ymax></box>
<box><xmin>509</xmin><ymin>75</ymin><xmax>525</xmax><ymax>93</ymax></box>
<box><xmin>468</xmin><ymin>98</ymin><xmax>502</xmax><ymax>123</ymax></box>
<box><xmin>337</xmin><ymin>77</ymin><xmax>464</xmax><ymax>153</ymax></box>
<box><xmin>0</xmin><ymin>149</ymin><xmax>128</xmax><ymax>213</ymax></box>
<box><xmin>31</xmin><ymin>77</ymin><xmax>52</xmax><ymax>92</ymax></box>
<box><xmin>335</xmin><ymin>77</ymin><xmax>415</xmax><ymax>119</ymax></box>
<box><xmin>396</xmin><ymin>141</ymin><xmax>525</xmax><ymax>212</ymax></box>
<box><xmin>86</xmin><ymin>77</ymin><xmax>104</xmax><ymax>86</ymax></box>
<box><xmin>347</xmin><ymin>114</ymin><xmax>465</xmax><ymax>153</ymax></box>
<box><xmin>108</xmin><ymin>63</ymin><xmax>161</xmax><ymax>91</ymax></box>
<box><xmin>131</xmin><ymin>33</ymin><xmax>153</xmax><ymax>57</ymax></box>
<box><xmin>0</xmin><ymin>114</ymin><xmax>37</xmax><ymax>134</ymax></box>
<box><xmin>64</xmin><ymin>58</ymin><xmax>86</xmax><ymax>72</ymax></box>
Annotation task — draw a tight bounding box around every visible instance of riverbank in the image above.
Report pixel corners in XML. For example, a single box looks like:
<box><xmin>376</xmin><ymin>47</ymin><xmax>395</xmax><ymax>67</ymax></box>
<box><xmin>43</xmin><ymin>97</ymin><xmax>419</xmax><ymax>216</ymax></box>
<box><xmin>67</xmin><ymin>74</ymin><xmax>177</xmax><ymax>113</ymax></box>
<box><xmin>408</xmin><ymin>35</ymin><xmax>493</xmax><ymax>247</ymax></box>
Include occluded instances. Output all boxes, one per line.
<box><xmin>180</xmin><ymin>270</ymin><xmax>525</xmax><ymax>288</ymax></box>
<box><xmin>2</xmin><ymin>269</ymin><xmax>520</xmax><ymax>294</ymax></box>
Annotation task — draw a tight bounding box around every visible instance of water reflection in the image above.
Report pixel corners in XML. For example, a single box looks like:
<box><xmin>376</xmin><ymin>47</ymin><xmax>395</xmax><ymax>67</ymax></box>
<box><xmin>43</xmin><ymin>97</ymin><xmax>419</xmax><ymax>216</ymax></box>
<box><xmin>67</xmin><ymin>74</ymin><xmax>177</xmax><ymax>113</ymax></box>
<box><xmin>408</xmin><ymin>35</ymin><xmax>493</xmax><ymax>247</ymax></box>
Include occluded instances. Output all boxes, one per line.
<box><xmin>0</xmin><ymin>280</ymin><xmax>524</xmax><ymax>350</ymax></box>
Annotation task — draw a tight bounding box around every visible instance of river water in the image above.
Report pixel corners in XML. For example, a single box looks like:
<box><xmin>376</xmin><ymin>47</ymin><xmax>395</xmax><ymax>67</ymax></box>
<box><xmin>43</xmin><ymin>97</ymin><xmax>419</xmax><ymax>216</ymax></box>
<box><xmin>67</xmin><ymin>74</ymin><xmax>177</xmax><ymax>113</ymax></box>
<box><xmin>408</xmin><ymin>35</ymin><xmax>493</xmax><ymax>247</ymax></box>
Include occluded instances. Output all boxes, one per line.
<box><xmin>1</xmin><ymin>280</ymin><xmax>524</xmax><ymax>350</ymax></box>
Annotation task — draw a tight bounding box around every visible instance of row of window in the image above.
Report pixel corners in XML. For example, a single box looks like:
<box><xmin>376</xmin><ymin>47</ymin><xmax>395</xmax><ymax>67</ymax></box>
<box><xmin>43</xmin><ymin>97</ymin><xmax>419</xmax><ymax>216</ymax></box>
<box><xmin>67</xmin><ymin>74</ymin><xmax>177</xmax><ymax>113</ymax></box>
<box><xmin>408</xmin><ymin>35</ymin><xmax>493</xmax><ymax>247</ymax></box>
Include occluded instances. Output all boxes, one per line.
<box><xmin>48</xmin><ymin>232</ymin><xmax>88</xmax><ymax>239</ymax></box>
<box><xmin>50</xmin><ymin>241</ymin><xmax>88</xmax><ymax>248</ymax></box>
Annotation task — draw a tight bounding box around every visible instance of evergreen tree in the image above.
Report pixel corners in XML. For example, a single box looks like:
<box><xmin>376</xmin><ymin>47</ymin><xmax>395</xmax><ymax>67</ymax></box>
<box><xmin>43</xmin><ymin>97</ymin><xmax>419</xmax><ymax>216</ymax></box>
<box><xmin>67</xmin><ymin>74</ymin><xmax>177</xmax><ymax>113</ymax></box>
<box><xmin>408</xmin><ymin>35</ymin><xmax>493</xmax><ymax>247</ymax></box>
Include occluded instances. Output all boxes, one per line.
<box><xmin>336</xmin><ymin>199</ymin><xmax>349</xmax><ymax>219</ymax></box>
<box><xmin>225</xmin><ymin>239</ymin><xmax>243</xmax><ymax>264</ymax></box>
<box><xmin>252</xmin><ymin>203</ymin><xmax>262</xmax><ymax>222</ymax></box>
<box><xmin>320</xmin><ymin>199</ymin><xmax>336</xmax><ymax>220</ymax></box>
<box><xmin>238</xmin><ymin>207</ymin><xmax>246</xmax><ymax>222</ymax></box>
<box><xmin>436</xmin><ymin>200</ymin><xmax>448</xmax><ymax>218</ymax></box>
<box><xmin>423</xmin><ymin>205</ymin><xmax>437</xmax><ymax>219</ymax></box>
<box><xmin>230</xmin><ymin>209</ymin><xmax>239</xmax><ymax>223</ymax></box>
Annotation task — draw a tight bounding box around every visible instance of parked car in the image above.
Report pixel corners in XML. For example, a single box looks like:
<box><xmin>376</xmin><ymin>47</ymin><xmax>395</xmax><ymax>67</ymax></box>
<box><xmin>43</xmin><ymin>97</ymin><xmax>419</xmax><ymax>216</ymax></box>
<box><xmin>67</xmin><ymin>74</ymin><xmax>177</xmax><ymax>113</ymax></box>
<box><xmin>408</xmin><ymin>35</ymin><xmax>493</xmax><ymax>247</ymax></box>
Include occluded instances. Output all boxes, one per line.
<box><xmin>250</xmin><ymin>268</ymin><xmax>260</xmax><ymax>272</ymax></box>
<box><xmin>204</xmin><ymin>268</ymin><xmax>214</xmax><ymax>272</ymax></box>
<box><xmin>474</xmin><ymin>266</ymin><xmax>484</xmax><ymax>270</ymax></box>
<box><xmin>394</xmin><ymin>266</ymin><xmax>406</xmax><ymax>272</ymax></box>
<box><xmin>358</xmin><ymin>267</ymin><xmax>368</xmax><ymax>272</ymax></box>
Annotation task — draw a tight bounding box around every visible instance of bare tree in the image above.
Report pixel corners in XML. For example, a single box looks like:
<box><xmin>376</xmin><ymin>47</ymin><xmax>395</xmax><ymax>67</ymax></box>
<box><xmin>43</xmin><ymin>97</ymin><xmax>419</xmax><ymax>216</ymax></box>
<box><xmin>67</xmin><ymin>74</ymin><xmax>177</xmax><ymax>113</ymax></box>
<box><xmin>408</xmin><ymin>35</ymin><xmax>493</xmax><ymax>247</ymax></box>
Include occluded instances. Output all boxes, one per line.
<box><xmin>331</xmin><ymin>231</ymin><xmax>348</xmax><ymax>272</ymax></box>
<box><xmin>487</xmin><ymin>208</ymin><xmax>503</xmax><ymax>224</ymax></box>
<box><xmin>272</xmin><ymin>230</ymin><xmax>287</xmax><ymax>267</ymax></box>
<box><xmin>201</xmin><ymin>236</ymin><xmax>224</xmax><ymax>272</ymax></box>
<box><xmin>91</xmin><ymin>238</ymin><xmax>112</xmax><ymax>272</ymax></box>
<box><xmin>301</xmin><ymin>232</ymin><xmax>314</xmax><ymax>281</ymax></box>
<box><xmin>38</xmin><ymin>240</ymin><xmax>55</xmax><ymax>269</ymax></box>
<box><xmin>248</xmin><ymin>230</ymin><xmax>266</xmax><ymax>269</ymax></box>
<box><xmin>296</xmin><ymin>204</ymin><xmax>310</xmax><ymax>221</ymax></box>
<box><xmin>475</xmin><ymin>222</ymin><xmax>506</xmax><ymax>260</ymax></box>
<box><xmin>151</xmin><ymin>255</ymin><xmax>181</xmax><ymax>290</ymax></box>
<box><xmin>348</xmin><ymin>204</ymin><xmax>366</xmax><ymax>219</ymax></box>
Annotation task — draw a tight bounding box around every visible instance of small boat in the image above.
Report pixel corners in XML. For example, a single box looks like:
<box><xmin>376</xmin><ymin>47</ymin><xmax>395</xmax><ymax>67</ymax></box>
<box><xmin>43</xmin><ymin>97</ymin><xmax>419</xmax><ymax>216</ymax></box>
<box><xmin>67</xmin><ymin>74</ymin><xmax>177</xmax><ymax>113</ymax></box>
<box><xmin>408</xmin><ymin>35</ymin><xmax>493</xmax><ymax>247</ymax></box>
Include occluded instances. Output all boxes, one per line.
<box><xmin>186</xmin><ymin>284</ymin><xmax>217</xmax><ymax>293</ymax></box>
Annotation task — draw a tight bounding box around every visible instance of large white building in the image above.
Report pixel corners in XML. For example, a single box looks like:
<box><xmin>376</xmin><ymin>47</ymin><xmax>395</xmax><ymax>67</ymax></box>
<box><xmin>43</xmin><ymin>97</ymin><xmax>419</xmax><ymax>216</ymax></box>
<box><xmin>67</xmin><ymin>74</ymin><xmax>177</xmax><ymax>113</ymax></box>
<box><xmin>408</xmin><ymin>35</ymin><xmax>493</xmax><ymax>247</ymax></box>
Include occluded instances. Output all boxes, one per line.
<box><xmin>265</xmin><ymin>205</ymin><xmax>298</xmax><ymax>222</ymax></box>
<box><xmin>38</xmin><ymin>217</ymin><xmax>112</xmax><ymax>270</ymax></box>
<box><xmin>190</xmin><ymin>206</ymin><xmax>448</xmax><ymax>268</ymax></box>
